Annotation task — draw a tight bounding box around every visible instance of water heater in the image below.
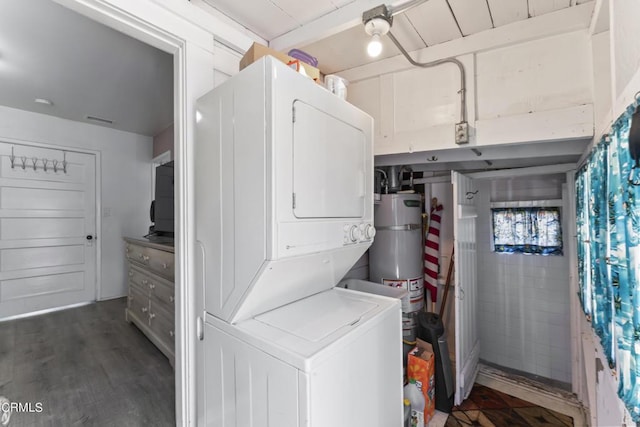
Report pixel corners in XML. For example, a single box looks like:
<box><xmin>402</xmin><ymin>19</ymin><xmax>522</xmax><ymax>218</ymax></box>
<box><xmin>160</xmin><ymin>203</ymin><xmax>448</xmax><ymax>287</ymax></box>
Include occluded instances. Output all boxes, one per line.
<box><xmin>369</xmin><ymin>193</ymin><xmax>423</xmax><ymax>357</ymax></box>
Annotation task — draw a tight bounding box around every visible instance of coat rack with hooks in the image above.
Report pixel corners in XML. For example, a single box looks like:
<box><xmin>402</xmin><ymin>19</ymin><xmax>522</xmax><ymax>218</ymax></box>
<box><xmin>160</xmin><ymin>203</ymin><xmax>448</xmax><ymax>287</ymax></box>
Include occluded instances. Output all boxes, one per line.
<box><xmin>10</xmin><ymin>146</ymin><xmax>67</xmax><ymax>174</ymax></box>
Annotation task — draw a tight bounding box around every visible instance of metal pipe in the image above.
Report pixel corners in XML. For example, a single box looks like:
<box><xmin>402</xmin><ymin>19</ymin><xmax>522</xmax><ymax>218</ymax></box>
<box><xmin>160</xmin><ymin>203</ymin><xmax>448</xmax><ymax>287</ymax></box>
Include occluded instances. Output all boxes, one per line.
<box><xmin>375</xmin><ymin>168</ymin><xmax>389</xmax><ymax>194</ymax></box>
<box><xmin>387</xmin><ymin>31</ymin><xmax>467</xmax><ymax>124</ymax></box>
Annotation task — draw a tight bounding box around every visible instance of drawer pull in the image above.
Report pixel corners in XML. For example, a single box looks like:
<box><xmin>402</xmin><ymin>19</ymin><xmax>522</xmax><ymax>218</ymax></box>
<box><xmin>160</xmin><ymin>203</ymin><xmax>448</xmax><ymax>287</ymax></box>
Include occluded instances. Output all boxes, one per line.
<box><xmin>169</xmin><ymin>295</ymin><xmax>174</xmax><ymax>303</ymax></box>
<box><xmin>169</xmin><ymin>330</ymin><xmax>174</xmax><ymax>338</ymax></box>
<box><xmin>149</xmin><ymin>313</ymin><xmax>156</xmax><ymax>320</ymax></box>
<box><xmin>141</xmin><ymin>279</ymin><xmax>148</xmax><ymax>286</ymax></box>
<box><xmin>149</xmin><ymin>283</ymin><xmax>156</xmax><ymax>290</ymax></box>
<box><xmin>143</xmin><ymin>255</ymin><xmax>150</xmax><ymax>262</ymax></box>
<box><xmin>162</xmin><ymin>262</ymin><xmax>169</xmax><ymax>269</ymax></box>
<box><xmin>141</xmin><ymin>307</ymin><xmax>148</xmax><ymax>313</ymax></box>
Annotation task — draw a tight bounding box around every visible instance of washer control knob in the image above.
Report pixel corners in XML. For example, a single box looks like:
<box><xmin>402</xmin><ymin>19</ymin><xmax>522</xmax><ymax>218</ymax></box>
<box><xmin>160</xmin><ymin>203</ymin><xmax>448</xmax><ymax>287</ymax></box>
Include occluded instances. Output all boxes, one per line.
<box><xmin>349</xmin><ymin>225</ymin><xmax>360</xmax><ymax>243</ymax></box>
<box><xmin>364</xmin><ymin>224</ymin><xmax>376</xmax><ymax>240</ymax></box>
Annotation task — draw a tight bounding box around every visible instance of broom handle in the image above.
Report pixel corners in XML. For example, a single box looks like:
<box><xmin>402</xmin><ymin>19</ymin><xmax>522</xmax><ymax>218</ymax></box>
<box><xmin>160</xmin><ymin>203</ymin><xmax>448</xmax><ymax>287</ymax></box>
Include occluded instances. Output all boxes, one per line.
<box><xmin>438</xmin><ymin>248</ymin><xmax>455</xmax><ymax>319</ymax></box>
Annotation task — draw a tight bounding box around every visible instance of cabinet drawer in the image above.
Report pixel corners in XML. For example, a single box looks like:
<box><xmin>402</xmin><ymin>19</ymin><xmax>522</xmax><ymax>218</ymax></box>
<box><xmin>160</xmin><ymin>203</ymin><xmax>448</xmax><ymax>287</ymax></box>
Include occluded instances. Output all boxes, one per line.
<box><xmin>126</xmin><ymin>243</ymin><xmax>174</xmax><ymax>279</ymax></box>
<box><xmin>128</xmin><ymin>264</ymin><xmax>174</xmax><ymax>308</ymax></box>
<box><xmin>149</xmin><ymin>303</ymin><xmax>175</xmax><ymax>349</ymax></box>
<box><xmin>147</xmin><ymin>247</ymin><xmax>174</xmax><ymax>279</ymax></box>
<box><xmin>150</xmin><ymin>279</ymin><xmax>175</xmax><ymax>311</ymax></box>
<box><xmin>128</xmin><ymin>287</ymin><xmax>150</xmax><ymax>324</ymax></box>
<box><xmin>129</xmin><ymin>264</ymin><xmax>175</xmax><ymax>298</ymax></box>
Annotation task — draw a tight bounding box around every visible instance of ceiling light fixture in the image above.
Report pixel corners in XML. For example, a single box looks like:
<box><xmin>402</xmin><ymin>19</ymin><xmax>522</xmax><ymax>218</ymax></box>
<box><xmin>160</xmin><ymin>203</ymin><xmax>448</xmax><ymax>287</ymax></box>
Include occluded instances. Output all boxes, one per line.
<box><xmin>34</xmin><ymin>98</ymin><xmax>53</xmax><ymax>106</ymax></box>
<box><xmin>364</xmin><ymin>19</ymin><xmax>390</xmax><ymax>57</ymax></box>
<box><xmin>362</xmin><ymin>6</ymin><xmax>392</xmax><ymax>58</ymax></box>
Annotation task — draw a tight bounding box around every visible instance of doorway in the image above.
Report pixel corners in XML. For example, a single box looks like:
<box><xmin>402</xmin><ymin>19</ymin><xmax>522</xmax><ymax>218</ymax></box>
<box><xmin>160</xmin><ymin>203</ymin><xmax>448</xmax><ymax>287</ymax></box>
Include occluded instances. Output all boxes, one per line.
<box><xmin>0</xmin><ymin>0</ymin><xmax>186</xmax><ymax>424</ymax></box>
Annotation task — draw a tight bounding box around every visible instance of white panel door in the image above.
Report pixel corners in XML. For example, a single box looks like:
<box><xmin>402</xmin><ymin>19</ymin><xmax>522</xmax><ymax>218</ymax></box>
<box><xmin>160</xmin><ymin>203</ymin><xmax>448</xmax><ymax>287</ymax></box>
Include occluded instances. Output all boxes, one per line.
<box><xmin>452</xmin><ymin>171</ymin><xmax>479</xmax><ymax>405</ymax></box>
<box><xmin>0</xmin><ymin>142</ymin><xmax>96</xmax><ymax>318</ymax></box>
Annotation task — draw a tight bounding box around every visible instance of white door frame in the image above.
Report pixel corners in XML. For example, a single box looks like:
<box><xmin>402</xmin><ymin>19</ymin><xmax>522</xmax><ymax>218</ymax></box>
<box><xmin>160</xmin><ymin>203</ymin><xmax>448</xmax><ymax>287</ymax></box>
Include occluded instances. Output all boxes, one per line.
<box><xmin>50</xmin><ymin>1</ymin><xmax>195</xmax><ymax>425</ymax></box>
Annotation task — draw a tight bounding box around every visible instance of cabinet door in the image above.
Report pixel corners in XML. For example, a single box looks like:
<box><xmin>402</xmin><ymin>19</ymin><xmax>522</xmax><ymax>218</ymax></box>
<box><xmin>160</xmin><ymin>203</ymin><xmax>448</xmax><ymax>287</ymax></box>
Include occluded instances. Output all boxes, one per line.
<box><xmin>292</xmin><ymin>101</ymin><xmax>365</xmax><ymax>219</ymax></box>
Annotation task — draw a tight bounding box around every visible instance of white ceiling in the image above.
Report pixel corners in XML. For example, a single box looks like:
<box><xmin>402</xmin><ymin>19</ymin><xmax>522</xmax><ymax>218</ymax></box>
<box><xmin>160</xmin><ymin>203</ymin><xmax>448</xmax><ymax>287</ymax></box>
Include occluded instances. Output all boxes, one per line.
<box><xmin>0</xmin><ymin>0</ymin><xmax>173</xmax><ymax>137</ymax></box>
<box><xmin>202</xmin><ymin>0</ymin><xmax>593</xmax><ymax>74</ymax></box>
<box><xmin>299</xmin><ymin>0</ymin><xmax>595</xmax><ymax>74</ymax></box>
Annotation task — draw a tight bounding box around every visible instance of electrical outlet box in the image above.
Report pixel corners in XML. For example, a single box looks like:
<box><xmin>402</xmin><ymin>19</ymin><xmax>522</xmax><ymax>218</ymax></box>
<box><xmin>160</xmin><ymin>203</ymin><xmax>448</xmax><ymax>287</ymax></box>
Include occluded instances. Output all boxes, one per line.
<box><xmin>455</xmin><ymin>122</ymin><xmax>469</xmax><ymax>145</ymax></box>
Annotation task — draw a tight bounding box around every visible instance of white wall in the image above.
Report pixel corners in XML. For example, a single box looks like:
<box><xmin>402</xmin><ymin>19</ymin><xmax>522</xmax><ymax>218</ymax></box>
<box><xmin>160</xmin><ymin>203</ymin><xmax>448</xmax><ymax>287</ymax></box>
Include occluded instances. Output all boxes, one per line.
<box><xmin>476</xmin><ymin>176</ymin><xmax>572</xmax><ymax>384</ymax></box>
<box><xmin>611</xmin><ymin>0</ymin><xmax>640</xmax><ymax>100</ymax></box>
<box><xmin>153</xmin><ymin>123</ymin><xmax>173</xmax><ymax>159</ymax></box>
<box><xmin>348</xmin><ymin>31</ymin><xmax>593</xmax><ymax>155</ymax></box>
<box><xmin>0</xmin><ymin>105</ymin><xmax>152</xmax><ymax>300</ymax></box>
<box><xmin>591</xmin><ymin>31</ymin><xmax>613</xmax><ymax>138</ymax></box>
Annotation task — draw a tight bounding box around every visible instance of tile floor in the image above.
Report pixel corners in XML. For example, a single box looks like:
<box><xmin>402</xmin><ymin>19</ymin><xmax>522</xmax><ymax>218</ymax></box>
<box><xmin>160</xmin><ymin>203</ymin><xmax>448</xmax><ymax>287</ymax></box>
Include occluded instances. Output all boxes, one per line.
<box><xmin>443</xmin><ymin>384</ymin><xmax>573</xmax><ymax>426</ymax></box>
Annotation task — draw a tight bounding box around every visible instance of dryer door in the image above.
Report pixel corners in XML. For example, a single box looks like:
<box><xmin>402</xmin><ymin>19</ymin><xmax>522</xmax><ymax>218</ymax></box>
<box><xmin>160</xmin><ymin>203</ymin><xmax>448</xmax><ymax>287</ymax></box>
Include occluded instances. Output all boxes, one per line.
<box><xmin>292</xmin><ymin>100</ymin><xmax>365</xmax><ymax>219</ymax></box>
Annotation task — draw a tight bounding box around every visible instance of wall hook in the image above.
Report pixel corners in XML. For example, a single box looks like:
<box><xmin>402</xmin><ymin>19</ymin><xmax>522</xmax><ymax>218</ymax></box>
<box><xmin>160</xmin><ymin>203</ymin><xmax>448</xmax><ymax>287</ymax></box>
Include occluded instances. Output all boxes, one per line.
<box><xmin>32</xmin><ymin>157</ymin><xmax>38</xmax><ymax>171</ymax></box>
<box><xmin>53</xmin><ymin>159</ymin><xmax>58</xmax><ymax>173</ymax></box>
<box><xmin>42</xmin><ymin>158</ymin><xmax>48</xmax><ymax>172</ymax></box>
<box><xmin>10</xmin><ymin>147</ymin><xmax>15</xmax><ymax>169</ymax></box>
<box><xmin>62</xmin><ymin>151</ymin><xmax>67</xmax><ymax>174</ymax></box>
<box><xmin>20</xmin><ymin>156</ymin><xmax>26</xmax><ymax>170</ymax></box>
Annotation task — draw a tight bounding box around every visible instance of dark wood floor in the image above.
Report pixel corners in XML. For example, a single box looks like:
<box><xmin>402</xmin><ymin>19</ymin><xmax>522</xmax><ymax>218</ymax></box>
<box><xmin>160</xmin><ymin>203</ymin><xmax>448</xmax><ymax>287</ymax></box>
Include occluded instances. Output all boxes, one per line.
<box><xmin>0</xmin><ymin>298</ymin><xmax>175</xmax><ymax>426</ymax></box>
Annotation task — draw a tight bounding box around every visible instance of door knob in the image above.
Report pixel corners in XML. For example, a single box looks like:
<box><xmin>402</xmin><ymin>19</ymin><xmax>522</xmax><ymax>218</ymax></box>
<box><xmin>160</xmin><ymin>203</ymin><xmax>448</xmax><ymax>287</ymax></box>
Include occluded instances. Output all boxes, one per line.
<box><xmin>86</xmin><ymin>235</ymin><xmax>94</xmax><ymax>240</ymax></box>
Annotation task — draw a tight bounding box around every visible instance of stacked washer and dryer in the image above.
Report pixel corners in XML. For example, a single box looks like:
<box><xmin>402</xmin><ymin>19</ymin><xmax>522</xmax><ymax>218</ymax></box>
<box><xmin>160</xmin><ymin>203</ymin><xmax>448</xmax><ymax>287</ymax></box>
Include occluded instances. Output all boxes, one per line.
<box><xmin>195</xmin><ymin>56</ymin><xmax>403</xmax><ymax>427</ymax></box>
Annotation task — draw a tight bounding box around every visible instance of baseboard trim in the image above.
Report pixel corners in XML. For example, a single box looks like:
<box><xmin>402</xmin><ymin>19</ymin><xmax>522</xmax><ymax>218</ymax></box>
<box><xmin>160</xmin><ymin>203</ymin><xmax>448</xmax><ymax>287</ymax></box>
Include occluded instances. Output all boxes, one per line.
<box><xmin>0</xmin><ymin>301</ymin><xmax>94</xmax><ymax>322</ymax></box>
<box><xmin>476</xmin><ymin>363</ymin><xmax>587</xmax><ymax>427</ymax></box>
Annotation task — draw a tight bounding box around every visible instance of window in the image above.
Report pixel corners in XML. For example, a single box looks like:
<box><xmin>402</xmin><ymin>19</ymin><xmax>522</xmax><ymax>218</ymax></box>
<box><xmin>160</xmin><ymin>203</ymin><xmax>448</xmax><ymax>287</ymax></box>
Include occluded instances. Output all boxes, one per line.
<box><xmin>492</xmin><ymin>207</ymin><xmax>563</xmax><ymax>255</ymax></box>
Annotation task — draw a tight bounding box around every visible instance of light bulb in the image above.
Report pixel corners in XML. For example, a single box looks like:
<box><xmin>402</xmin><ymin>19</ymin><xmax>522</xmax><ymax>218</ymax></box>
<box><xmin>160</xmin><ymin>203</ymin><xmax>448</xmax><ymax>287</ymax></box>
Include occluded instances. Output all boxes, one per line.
<box><xmin>367</xmin><ymin>34</ymin><xmax>383</xmax><ymax>57</ymax></box>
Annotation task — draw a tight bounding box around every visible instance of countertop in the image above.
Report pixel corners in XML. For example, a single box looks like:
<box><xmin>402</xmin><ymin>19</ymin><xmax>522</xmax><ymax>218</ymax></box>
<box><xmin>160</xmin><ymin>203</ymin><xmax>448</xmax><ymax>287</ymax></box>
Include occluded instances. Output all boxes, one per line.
<box><xmin>124</xmin><ymin>236</ymin><xmax>175</xmax><ymax>253</ymax></box>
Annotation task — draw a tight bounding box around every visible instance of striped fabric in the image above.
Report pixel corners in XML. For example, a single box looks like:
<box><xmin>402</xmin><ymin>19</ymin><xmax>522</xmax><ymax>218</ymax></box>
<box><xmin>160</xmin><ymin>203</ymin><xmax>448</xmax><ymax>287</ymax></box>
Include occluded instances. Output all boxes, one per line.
<box><xmin>424</xmin><ymin>204</ymin><xmax>443</xmax><ymax>304</ymax></box>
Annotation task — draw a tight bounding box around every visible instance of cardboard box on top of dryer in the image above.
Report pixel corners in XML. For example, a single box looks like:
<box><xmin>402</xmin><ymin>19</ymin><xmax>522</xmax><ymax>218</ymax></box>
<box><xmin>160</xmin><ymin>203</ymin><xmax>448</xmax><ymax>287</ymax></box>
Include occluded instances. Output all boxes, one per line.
<box><xmin>240</xmin><ymin>42</ymin><xmax>320</xmax><ymax>82</ymax></box>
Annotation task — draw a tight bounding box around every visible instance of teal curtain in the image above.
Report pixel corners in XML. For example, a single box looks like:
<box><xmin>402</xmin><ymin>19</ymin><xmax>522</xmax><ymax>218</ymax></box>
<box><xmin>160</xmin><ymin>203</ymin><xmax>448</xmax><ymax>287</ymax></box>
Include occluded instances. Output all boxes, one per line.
<box><xmin>576</xmin><ymin>105</ymin><xmax>640</xmax><ymax>419</ymax></box>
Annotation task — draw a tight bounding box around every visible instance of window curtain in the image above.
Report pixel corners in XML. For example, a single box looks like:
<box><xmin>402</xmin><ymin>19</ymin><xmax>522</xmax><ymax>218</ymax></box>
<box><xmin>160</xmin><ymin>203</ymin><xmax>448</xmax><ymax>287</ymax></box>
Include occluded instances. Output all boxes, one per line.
<box><xmin>492</xmin><ymin>207</ymin><xmax>563</xmax><ymax>255</ymax></box>
<box><xmin>576</xmin><ymin>104</ymin><xmax>640</xmax><ymax>419</ymax></box>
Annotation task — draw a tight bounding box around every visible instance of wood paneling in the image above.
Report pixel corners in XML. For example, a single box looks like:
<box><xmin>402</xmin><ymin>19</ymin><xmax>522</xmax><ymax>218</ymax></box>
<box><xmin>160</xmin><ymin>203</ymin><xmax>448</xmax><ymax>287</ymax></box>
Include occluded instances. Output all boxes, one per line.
<box><xmin>406</xmin><ymin>0</ymin><xmax>462</xmax><ymax>46</ymax></box>
<box><xmin>486</xmin><ymin>0</ymin><xmax>529</xmax><ymax>27</ymax></box>
<box><xmin>448</xmin><ymin>0</ymin><xmax>494</xmax><ymax>35</ymax></box>
<box><xmin>528</xmin><ymin>0</ymin><xmax>571</xmax><ymax>16</ymax></box>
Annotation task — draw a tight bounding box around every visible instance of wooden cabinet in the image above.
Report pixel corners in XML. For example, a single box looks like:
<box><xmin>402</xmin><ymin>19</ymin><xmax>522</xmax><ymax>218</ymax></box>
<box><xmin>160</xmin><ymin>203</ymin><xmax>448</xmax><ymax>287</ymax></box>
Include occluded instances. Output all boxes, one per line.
<box><xmin>124</xmin><ymin>237</ymin><xmax>175</xmax><ymax>366</ymax></box>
